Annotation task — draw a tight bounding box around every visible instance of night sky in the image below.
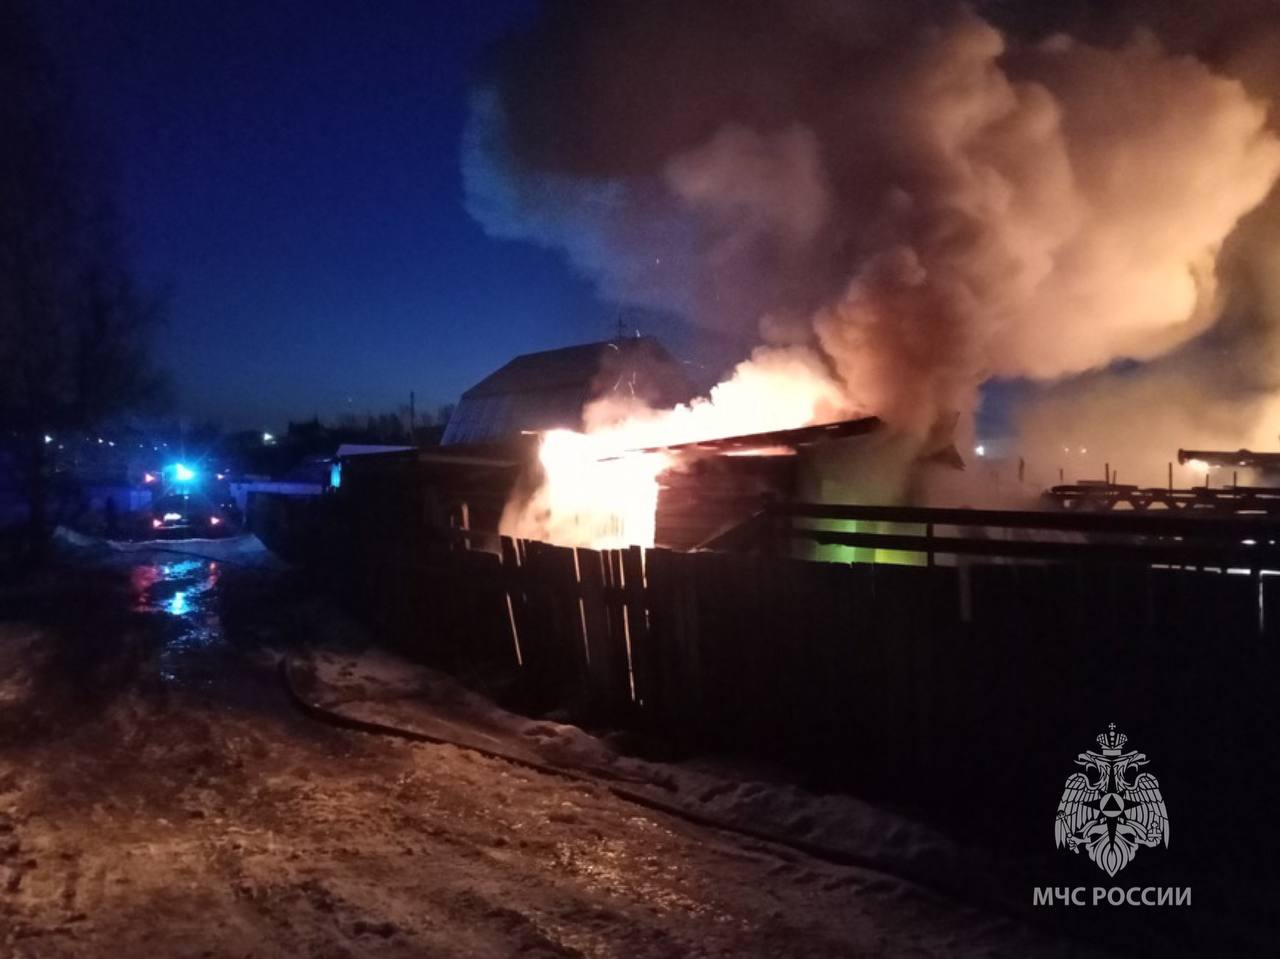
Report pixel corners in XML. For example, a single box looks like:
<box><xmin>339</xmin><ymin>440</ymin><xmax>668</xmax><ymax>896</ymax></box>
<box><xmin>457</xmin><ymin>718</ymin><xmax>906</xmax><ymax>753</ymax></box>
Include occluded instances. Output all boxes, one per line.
<box><xmin>35</xmin><ymin>1</ymin><xmax>617</xmax><ymax>430</ymax></box>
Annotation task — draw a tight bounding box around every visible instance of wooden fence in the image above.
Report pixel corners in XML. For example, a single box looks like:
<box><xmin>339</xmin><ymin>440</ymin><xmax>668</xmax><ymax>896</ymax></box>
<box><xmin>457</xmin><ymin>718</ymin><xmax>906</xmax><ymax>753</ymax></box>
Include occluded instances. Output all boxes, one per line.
<box><xmin>250</xmin><ymin>490</ymin><xmax>1280</xmax><ymax>843</ymax></box>
<box><xmin>244</xmin><ymin>487</ymin><xmax>1280</xmax><ymax>941</ymax></box>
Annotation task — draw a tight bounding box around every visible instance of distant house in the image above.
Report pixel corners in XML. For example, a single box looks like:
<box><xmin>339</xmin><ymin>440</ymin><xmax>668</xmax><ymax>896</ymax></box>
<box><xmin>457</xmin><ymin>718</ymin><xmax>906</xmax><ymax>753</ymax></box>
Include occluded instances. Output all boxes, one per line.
<box><xmin>441</xmin><ymin>337</ymin><xmax>696</xmax><ymax>447</ymax></box>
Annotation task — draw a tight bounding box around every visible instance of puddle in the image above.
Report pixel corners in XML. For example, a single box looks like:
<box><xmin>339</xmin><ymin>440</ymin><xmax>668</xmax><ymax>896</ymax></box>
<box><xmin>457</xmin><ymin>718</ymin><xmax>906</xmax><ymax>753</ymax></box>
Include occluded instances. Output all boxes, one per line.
<box><xmin>130</xmin><ymin>558</ymin><xmax>224</xmax><ymax>683</ymax></box>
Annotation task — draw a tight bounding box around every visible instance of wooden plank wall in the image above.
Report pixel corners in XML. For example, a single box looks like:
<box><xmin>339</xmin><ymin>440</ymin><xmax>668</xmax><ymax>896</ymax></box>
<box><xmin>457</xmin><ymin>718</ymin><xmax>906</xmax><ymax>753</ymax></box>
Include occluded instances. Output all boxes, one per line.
<box><xmin>251</xmin><ymin>492</ymin><xmax>1280</xmax><ymax>851</ymax></box>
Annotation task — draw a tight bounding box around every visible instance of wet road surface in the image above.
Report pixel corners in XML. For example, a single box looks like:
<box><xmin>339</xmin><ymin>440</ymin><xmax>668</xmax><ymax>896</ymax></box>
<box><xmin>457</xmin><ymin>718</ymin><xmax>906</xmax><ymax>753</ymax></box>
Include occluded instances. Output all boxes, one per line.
<box><xmin>130</xmin><ymin>557</ymin><xmax>225</xmax><ymax>684</ymax></box>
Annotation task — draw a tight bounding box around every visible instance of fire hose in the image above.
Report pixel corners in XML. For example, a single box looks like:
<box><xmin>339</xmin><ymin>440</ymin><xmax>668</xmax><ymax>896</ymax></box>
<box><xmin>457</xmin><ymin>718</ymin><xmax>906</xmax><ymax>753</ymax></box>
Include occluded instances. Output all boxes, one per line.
<box><xmin>276</xmin><ymin>656</ymin><xmax>1082</xmax><ymax>946</ymax></box>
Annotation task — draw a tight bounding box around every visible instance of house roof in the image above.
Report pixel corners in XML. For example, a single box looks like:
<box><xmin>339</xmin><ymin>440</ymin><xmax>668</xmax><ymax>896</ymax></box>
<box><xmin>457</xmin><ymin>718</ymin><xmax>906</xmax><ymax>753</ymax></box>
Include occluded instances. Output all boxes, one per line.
<box><xmin>462</xmin><ymin>341</ymin><xmax>622</xmax><ymax>398</ymax></box>
<box><xmin>461</xmin><ymin>337</ymin><xmax>690</xmax><ymax>397</ymax></box>
<box><xmin>334</xmin><ymin>443</ymin><xmax>415</xmax><ymax>459</ymax></box>
<box><xmin>442</xmin><ymin>337</ymin><xmax>694</xmax><ymax>446</ymax></box>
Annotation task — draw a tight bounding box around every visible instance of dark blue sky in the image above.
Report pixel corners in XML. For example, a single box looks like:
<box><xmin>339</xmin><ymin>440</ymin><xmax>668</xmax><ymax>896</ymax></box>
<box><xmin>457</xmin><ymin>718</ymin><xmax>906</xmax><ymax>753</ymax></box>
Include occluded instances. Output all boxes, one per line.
<box><xmin>37</xmin><ymin>0</ymin><xmax>620</xmax><ymax>430</ymax></box>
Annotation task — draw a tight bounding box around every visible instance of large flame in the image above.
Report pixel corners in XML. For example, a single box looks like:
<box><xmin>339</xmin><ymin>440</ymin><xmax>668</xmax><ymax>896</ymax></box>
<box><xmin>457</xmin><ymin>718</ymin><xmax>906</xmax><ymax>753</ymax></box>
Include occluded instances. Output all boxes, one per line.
<box><xmin>500</xmin><ymin>346</ymin><xmax>850</xmax><ymax>548</ymax></box>
<box><xmin>511</xmin><ymin>432</ymin><xmax>672</xmax><ymax>550</ymax></box>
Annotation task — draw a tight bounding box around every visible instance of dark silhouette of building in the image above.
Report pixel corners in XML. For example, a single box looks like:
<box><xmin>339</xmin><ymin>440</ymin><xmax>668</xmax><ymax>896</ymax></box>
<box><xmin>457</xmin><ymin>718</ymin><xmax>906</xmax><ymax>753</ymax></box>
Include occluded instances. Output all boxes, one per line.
<box><xmin>441</xmin><ymin>337</ymin><xmax>695</xmax><ymax>446</ymax></box>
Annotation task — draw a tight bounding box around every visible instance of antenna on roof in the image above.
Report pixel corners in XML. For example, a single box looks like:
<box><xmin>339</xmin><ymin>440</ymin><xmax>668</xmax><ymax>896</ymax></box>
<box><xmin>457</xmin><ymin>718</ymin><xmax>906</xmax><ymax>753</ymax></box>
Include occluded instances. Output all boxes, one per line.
<box><xmin>613</xmin><ymin>308</ymin><xmax>642</xmax><ymax>342</ymax></box>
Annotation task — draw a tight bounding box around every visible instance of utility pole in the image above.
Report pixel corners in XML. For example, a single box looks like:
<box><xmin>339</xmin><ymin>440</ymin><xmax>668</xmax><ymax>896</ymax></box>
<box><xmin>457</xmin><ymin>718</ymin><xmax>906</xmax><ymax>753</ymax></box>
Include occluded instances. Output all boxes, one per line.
<box><xmin>409</xmin><ymin>390</ymin><xmax>416</xmax><ymax>443</ymax></box>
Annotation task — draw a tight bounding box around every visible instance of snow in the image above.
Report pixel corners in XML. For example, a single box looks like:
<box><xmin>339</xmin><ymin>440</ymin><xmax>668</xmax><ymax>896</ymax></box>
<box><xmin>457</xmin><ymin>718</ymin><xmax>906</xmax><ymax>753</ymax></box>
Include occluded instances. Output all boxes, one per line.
<box><xmin>302</xmin><ymin>646</ymin><xmax>1002</xmax><ymax>905</ymax></box>
<box><xmin>0</xmin><ymin>549</ymin><xmax>1114</xmax><ymax>957</ymax></box>
<box><xmin>53</xmin><ymin>526</ymin><xmax>287</xmax><ymax>568</ymax></box>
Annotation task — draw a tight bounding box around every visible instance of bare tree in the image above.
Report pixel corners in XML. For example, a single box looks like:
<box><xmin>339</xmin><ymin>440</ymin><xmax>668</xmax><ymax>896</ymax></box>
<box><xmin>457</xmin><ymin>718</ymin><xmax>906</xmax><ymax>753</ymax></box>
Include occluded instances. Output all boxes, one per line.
<box><xmin>0</xmin><ymin>2</ymin><xmax>166</xmax><ymax>559</ymax></box>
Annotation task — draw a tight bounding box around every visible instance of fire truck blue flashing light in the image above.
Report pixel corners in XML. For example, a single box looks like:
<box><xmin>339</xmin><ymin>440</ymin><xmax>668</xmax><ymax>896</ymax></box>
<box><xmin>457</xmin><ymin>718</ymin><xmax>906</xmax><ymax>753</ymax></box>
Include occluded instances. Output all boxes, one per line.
<box><xmin>173</xmin><ymin>463</ymin><xmax>196</xmax><ymax>483</ymax></box>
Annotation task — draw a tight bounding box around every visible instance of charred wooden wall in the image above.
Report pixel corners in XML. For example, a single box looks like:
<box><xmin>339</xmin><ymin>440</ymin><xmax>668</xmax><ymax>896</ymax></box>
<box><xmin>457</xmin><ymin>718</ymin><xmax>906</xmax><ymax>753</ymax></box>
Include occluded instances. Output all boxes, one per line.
<box><xmin>655</xmin><ymin>455</ymin><xmax>794</xmax><ymax>550</ymax></box>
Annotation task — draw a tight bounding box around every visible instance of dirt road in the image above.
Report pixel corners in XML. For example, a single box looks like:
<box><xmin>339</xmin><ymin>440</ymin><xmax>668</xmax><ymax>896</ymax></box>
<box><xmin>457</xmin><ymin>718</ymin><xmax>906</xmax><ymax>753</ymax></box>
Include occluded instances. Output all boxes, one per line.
<box><xmin>0</xmin><ymin>547</ymin><xmax>1103</xmax><ymax>957</ymax></box>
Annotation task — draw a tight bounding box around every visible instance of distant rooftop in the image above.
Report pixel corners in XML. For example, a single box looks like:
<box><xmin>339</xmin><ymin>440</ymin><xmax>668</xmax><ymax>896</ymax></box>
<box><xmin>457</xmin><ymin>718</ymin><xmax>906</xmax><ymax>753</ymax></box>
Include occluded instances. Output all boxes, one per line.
<box><xmin>442</xmin><ymin>337</ymin><xmax>695</xmax><ymax>447</ymax></box>
<box><xmin>333</xmin><ymin>444</ymin><xmax>415</xmax><ymax>459</ymax></box>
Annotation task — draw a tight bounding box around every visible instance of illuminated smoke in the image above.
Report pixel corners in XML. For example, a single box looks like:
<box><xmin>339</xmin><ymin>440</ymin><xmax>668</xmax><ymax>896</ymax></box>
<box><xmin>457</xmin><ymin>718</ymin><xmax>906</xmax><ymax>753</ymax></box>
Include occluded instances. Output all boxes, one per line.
<box><xmin>466</xmin><ymin>1</ymin><xmax>1280</xmax><ymax>535</ymax></box>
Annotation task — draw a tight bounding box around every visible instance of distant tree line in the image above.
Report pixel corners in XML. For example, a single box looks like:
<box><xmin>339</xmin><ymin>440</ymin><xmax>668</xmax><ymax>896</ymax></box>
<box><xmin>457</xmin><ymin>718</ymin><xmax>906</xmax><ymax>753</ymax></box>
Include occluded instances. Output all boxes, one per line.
<box><xmin>286</xmin><ymin>403</ymin><xmax>455</xmax><ymax>452</ymax></box>
<box><xmin>0</xmin><ymin>2</ymin><xmax>166</xmax><ymax>561</ymax></box>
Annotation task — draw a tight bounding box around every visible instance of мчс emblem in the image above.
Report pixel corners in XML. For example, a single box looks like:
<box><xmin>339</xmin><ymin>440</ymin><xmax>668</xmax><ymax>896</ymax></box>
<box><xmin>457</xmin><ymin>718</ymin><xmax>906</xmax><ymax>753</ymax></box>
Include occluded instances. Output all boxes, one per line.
<box><xmin>1054</xmin><ymin>724</ymin><xmax>1169</xmax><ymax>877</ymax></box>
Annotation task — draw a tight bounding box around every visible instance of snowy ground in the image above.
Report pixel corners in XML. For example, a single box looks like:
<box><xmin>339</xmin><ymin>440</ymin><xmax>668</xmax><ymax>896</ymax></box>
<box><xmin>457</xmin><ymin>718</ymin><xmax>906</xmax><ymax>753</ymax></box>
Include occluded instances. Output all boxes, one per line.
<box><xmin>0</xmin><ymin>538</ymin><xmax>1115</xmax><ymax>957</ymax></box>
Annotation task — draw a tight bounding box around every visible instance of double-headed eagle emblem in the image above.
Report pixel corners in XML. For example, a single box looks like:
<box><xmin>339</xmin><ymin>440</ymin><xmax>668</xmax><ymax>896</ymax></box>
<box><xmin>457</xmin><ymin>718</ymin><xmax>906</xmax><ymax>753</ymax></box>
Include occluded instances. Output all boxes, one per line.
<box><xmin>1055</xmin><ymin>724</ymin><xmax>1169</xmax><ymax>876</ymax></box>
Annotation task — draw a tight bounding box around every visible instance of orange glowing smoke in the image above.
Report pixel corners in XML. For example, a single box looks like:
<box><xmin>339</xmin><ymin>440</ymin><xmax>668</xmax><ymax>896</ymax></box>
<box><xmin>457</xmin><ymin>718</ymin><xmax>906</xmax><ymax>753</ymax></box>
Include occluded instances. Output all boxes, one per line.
<box><xmin>469</xmin><ymin>6</ymin><xmax>1280</xmax><ymax>502</ymax></box>
<box><xmin>500</xmin><ymin>346</ymin><xmax>850</xmax><ymax>548</ymax></box>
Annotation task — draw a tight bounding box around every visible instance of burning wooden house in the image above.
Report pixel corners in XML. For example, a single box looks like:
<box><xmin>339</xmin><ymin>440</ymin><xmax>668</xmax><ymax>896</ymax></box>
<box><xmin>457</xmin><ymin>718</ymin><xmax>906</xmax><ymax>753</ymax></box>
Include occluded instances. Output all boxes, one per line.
<box><xmin>337</xmin><ymin>337</ymin><xmax>965</xmax><ymax>555</ymax></box>
<box><xmin>337</xmin><ymin>409</ymin><xmax>885</xmax><ymax>555</ymax></box>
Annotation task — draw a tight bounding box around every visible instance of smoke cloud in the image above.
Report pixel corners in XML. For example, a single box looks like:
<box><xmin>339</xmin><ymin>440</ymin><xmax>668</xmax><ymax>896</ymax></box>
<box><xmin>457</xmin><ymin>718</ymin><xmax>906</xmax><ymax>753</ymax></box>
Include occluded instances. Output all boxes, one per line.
<box><xmin>465</xmin><ymin>0</ymin><xmax>1280</xmax><ymax>490</ymax></box>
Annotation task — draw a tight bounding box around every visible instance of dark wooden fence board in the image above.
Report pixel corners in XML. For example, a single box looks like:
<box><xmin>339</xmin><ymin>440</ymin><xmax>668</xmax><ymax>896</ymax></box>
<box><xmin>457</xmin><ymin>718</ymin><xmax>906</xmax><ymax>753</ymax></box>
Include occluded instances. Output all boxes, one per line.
<box><xmin>253</xmin><ymin>491</ymin><xmax>1280</xmax><ymax>855</ymax></box>
<box><xmin>621</xmin><ymin>547</ymin><xmax>654</xmax><ymax>712</ymax></box>
<box><xmin>575</xmin><ymin>548</ymin><xmax>625</xmax><ymax>718</ymax></box>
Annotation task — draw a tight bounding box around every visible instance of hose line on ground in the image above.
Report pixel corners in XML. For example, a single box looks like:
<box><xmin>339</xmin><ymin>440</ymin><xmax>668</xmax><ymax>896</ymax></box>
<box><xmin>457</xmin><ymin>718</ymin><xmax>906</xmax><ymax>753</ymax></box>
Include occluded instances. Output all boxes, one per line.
<box><xmin>277</xmin><ymin>655</ymin><xmax>1065</xmax><ymax>944</ymax></box>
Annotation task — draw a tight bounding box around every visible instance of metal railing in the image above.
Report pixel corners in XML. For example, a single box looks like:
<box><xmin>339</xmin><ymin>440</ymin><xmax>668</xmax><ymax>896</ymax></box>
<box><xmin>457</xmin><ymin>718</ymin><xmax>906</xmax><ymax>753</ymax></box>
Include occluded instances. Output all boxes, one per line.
<box><xmin>761</xmin><ymin>501</ymin><xmax>1280</xmax><ymax>568</ymax></box>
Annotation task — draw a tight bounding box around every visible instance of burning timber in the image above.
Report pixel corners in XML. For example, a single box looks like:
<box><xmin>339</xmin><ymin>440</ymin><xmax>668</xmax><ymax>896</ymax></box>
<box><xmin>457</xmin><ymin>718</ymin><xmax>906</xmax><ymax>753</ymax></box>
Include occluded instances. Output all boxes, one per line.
<box><xmin>606</xmin><ymin>417</ymin><xmax>883</xmax><ymax>459</ymax></box>
<box><xmin>335</xmin><ymin>416</ymin><xmax>885</xmax><ymax>553</ymax></box>
<box><xmin>649</xmin><ymin>417</ymin><xmax>883</xmax><ymax>550</ymax></box>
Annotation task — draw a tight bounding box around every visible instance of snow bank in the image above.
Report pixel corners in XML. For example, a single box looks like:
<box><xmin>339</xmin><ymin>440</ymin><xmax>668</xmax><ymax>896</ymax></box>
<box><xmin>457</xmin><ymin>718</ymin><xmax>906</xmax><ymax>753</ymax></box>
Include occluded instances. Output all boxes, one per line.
<box><xmin>53</xmin><ymin>526</ymin><xmax>286</xmax><ymax>569</ymax></box>
<box><xmin>300</xmin><ymin>645</ymin><xmax>1028</xmax><ymax>907</ymax></box>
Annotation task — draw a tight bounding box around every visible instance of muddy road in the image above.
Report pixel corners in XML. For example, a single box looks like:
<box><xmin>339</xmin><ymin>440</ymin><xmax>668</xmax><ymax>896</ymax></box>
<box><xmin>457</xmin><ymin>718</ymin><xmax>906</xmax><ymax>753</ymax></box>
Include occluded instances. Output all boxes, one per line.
<box><xmin>0</xmin><ymin>544</ymin><xmax>1105</xmax><ymax>957</ymax></box>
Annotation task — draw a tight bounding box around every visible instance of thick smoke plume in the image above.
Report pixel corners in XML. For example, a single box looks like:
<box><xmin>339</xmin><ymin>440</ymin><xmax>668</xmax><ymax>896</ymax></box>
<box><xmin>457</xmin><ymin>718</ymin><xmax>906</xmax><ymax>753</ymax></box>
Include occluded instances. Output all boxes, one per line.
<box><xmin>466</xmin><ymin>0</ymin><xmax>1280</xmax><ymax>496</ymax></box>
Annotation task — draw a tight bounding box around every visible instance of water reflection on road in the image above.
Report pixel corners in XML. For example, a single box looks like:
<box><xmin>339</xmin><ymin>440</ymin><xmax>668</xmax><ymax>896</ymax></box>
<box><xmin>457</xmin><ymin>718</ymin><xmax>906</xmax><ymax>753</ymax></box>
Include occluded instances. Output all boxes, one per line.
<box><xmin>130</xmin><ymin>557</ymin><xmax>224</xmax><ymax>683</ymax></box>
